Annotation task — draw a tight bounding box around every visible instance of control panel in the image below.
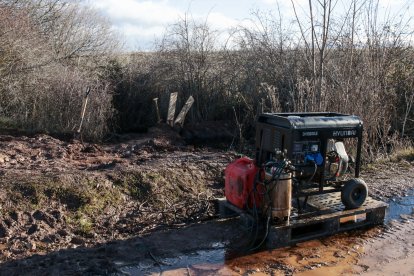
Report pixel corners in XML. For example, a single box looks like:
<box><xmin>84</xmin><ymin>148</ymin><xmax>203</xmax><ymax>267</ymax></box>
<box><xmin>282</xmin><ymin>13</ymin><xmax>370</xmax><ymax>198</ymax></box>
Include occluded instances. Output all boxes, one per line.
<box><xmin>292</xmin><ymin>141</ymin><xmax>323</xmax><ymax>166</ymax></box>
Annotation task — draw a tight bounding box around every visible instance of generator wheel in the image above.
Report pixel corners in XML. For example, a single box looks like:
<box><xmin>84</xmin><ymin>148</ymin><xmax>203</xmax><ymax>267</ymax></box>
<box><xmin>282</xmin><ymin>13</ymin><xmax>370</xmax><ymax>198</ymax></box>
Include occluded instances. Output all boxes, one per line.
<box><xmin>341</xmin><ymin>178</ymin><xmax>368</xmax><ymax>209</ymax></box>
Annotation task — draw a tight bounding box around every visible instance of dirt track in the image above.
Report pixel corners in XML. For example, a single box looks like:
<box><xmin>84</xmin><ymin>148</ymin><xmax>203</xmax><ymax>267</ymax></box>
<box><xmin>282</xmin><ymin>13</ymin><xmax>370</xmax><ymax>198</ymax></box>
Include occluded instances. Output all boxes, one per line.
<box><xmin>0</xmin><ymin>128</ymin><xmax>412</xmax><ymax>275</ymax></box>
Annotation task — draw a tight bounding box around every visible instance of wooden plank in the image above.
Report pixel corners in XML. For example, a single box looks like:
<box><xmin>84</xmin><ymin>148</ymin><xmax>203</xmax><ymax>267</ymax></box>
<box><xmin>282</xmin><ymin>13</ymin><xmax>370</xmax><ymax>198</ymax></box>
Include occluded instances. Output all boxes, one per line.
<box><xmin>77</xmin><ymin>87</ymin><xmax>91</xmax><ymax>134</ymax></box>
<box><xmin>174</xmin><ymin>96</ymin><xmax>194</xmax><ymax>127</ymax></box>
<box><xmin>153</xmin><ymin>98</ymin><xmax>161</xmax><ymax>123</ymax></box>
<box><xmin>167</xmin><ymin>92</ymin><xmax>178</xmax><ymax>126</ymax></box>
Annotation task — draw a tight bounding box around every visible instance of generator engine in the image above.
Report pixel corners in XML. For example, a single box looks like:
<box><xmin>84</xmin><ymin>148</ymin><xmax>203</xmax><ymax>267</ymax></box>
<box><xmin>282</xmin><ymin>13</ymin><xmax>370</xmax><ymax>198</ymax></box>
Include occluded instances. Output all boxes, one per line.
<box><xmin>225</xmin><ymin>112</ymin><xmax>368</xmax><ymax>223</ymax></box>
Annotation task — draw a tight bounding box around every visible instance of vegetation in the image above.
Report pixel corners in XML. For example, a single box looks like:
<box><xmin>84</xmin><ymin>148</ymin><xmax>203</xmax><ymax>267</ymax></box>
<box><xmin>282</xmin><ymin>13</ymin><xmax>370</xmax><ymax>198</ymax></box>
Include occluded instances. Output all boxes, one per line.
<box><xmin>0</xmin><ymin>0</ymin><xmax>413</xmax><ymax>159</ymax></box>
<box><xmin>0</xmin><ymin>0</ymin><xmax>118</xmax><ymax>139</ymax></box>
<box><xmin>388</xmin><ymin>147</ymin><xmax>414</xmax><ymax>162</ymax></box>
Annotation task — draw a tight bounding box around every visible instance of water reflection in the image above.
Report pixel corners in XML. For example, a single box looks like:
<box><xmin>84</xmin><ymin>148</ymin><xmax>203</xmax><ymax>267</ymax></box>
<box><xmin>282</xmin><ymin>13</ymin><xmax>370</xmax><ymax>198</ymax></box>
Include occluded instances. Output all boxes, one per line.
<box><xmin>120</xmin><ymin>225</ymin><xmax>319</xmax><ymax>275</ymax></box>
<box><xmin>120</xmin><ymin>235</ymin><xmax>361</xmax><ymax>275</ymax></box>
<box><xmin>120</xmin><ymin>230</ymin><xmax>265</xmax><ymax>275</ymax></box>
<box><xmin>386</xmin><ymin>189</ymin><xmax>414</xmax><ymax>222</ymax></box>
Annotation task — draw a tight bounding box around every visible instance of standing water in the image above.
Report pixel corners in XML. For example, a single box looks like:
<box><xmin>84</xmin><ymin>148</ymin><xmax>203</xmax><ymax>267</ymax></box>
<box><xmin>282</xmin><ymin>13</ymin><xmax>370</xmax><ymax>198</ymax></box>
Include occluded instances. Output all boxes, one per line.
<box><xmin>385</xmin><ymin>189</ymin><xmax>414</xmax><ymax>222</ymax></box>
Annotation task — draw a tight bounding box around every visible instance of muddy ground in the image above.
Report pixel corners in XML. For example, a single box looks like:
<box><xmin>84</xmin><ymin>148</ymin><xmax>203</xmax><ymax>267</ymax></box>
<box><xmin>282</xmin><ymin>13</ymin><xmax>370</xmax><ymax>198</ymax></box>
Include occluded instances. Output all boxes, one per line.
<box><xmin>0</xmin><ymin>126</ymin><xmax>412</xmax><ymax>275</ymax></box>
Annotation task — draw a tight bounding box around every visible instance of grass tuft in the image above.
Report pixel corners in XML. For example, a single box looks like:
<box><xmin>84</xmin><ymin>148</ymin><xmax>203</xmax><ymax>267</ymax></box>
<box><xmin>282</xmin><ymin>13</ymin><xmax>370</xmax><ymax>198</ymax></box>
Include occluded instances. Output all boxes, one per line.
<box><xmin>389</xmin><ymin>147</ymin><xmax>414</xmax><ymax>162</ymax></box>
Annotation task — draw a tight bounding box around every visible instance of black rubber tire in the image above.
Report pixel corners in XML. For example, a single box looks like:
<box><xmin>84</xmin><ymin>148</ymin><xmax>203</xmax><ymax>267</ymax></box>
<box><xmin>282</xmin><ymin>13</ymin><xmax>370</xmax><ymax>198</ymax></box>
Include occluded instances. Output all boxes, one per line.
<box><xmin>341</xmin><ymin>178</ymin><xmax>368</xmax><ymax>209</ymax></box>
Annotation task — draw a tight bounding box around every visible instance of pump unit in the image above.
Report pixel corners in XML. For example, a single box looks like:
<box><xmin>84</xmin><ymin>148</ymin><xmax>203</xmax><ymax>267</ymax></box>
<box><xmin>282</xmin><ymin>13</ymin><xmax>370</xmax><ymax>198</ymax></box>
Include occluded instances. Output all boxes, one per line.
<box><xmin>225</xmin><ymin>112</ymin><xmax>368</xmax><ymax>222</ymax></box>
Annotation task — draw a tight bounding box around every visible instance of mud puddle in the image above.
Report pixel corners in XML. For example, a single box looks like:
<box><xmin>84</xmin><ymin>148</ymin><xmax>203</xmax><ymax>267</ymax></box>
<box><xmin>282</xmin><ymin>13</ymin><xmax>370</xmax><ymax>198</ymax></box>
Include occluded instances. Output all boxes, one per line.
<box><xmin>121</xmin><ymin>247</ymin><xmax>228</xmax><ymax>275</ymax></box>
<box><xmin>120</xmin><ymin>237</ymin><xmax>365</xmax><ymax>275</ymax></box>
<box><xmin>119</xmin><ymin>193</ymin><xmax>414</xmax><ymax>275</ymax></box>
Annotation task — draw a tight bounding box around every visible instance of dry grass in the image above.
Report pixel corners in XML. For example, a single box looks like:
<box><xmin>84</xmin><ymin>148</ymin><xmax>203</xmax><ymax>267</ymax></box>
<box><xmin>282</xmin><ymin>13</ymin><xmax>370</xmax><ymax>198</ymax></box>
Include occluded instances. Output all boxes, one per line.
<box><xmin>389</xmin><ymin>147</ymin><xmax>414</xmax><ymax>162</ymax></box>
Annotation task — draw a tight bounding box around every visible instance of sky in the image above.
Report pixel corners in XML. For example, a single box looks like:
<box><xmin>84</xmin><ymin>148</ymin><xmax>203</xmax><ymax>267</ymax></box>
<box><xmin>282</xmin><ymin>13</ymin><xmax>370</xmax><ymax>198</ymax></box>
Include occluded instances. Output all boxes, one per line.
<box><xmin>87</xmin><ymin>0</ymin><xmax>412</xmax><ymax>51</ymax></box>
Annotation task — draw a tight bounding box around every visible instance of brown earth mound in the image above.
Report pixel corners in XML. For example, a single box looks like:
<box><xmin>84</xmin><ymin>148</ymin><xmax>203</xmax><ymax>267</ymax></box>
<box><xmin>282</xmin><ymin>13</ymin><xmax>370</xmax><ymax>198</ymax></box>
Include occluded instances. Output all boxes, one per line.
<box><xmin>0</xmin><ymin>126</ymin><xmax>237</xmax><ymax>262</ymax></box>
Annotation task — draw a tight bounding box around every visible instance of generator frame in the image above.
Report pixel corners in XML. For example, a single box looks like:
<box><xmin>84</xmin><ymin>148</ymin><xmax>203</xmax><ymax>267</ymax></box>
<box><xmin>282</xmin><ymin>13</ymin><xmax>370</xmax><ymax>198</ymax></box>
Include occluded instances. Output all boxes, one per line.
<box><xmin>220</xmin><ymin>112</ymin><xmax>386</xmax><ymax>249</ymax></box>
<box><xmin>255</xmin><ymin>112</ymin><xmax>363</xmax><ymax>200</ymax></box>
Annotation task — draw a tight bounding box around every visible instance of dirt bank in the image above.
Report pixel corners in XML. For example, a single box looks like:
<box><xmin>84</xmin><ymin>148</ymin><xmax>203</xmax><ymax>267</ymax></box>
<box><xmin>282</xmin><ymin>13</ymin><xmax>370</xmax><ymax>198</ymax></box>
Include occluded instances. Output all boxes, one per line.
<box><xmin>0</xmin><ymin>127</ymin><xmax>237</xmax><ymax>264</ymax></box>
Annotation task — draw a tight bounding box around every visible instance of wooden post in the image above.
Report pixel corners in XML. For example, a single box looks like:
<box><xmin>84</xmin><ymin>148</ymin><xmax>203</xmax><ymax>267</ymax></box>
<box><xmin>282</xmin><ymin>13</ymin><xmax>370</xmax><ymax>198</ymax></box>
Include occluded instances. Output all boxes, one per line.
<box><xmin>174</xmin><ymin>96</ymin><xmax>194</xmax><ymax>127</ymax></box>
<box><xmin>167</xmin><ymin>92</ymin><xmax>178</xmax><ymax>126</ymax></box>
<box><xmin>77</xmin><ymin>87</ymin><xmax>91</xmax><ymax>134</ymax></box>
<box><xmin>153</xmin><ymin>98</ymin><xmax>162</xmax><ymax>123</ymax></box>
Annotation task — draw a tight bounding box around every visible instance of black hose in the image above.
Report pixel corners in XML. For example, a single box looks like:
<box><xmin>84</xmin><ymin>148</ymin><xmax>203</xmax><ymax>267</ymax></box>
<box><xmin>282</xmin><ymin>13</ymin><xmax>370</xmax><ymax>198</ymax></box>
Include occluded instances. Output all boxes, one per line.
<box><xmin>249</xmin><ymin>215</ymin><xmax>271</xmax><ymax>252</ymax></box>
<box><xmin>245</xmin><ymin>171</ymin><xmax>262</xmax><ymax>249</ymax></box>
<box><xmin>247</xmin><ymin>160</ymin><xmax>288</xmax><ymax>251</ymax></box>
<box><xmin>307</xmin><ymin>161</ymin><xmax>317</xmax><ymax>185</ymax></box>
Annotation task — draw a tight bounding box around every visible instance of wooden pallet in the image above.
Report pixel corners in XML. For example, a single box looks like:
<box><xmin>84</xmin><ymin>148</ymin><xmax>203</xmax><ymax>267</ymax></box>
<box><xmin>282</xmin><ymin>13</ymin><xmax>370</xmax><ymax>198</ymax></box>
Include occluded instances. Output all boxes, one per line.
<box><xmin>217</xmin><ymin>192</ymin><xmax>388</xmax><ymax>248</ymax></box>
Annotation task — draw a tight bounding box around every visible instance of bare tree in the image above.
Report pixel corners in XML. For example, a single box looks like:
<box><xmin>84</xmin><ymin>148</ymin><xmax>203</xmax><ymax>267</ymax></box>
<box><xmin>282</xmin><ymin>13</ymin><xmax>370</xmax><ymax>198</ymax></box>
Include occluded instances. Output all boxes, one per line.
<box><xmin>154</xmin><ymin>13</ymin><xmax>220</xmax><ymax>121</ymax></box>
<box><xmin>0</xmin><ymin>0</ymin><xmax>119</xmax><ymax>139</ymax></box>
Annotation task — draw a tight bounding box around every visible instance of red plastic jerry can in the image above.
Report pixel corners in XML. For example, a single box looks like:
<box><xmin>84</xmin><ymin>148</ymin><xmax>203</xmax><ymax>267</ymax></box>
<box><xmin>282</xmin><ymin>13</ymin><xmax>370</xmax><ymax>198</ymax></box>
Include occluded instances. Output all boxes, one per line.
<box><xmin>224</xmin><ymin>157</ymin><xmax>260</xmax><ymax>210</ymax></box>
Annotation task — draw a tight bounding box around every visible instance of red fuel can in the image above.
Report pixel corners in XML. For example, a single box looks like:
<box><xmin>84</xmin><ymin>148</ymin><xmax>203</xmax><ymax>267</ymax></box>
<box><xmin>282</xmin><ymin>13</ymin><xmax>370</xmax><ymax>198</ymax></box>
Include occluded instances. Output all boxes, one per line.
<box><xmin>224</xmin><ymin>157</ymin><xmax>260</xmax><ymax>209</ymax></box>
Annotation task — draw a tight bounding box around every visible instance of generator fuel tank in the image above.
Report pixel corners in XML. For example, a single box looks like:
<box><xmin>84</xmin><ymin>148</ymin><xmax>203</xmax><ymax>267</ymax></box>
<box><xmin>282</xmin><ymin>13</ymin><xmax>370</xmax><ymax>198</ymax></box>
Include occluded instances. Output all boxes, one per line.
<box><xmin>225</xmin><ymin>157</ymin><xmax>260</xmax><ymax>209</ymax></box>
